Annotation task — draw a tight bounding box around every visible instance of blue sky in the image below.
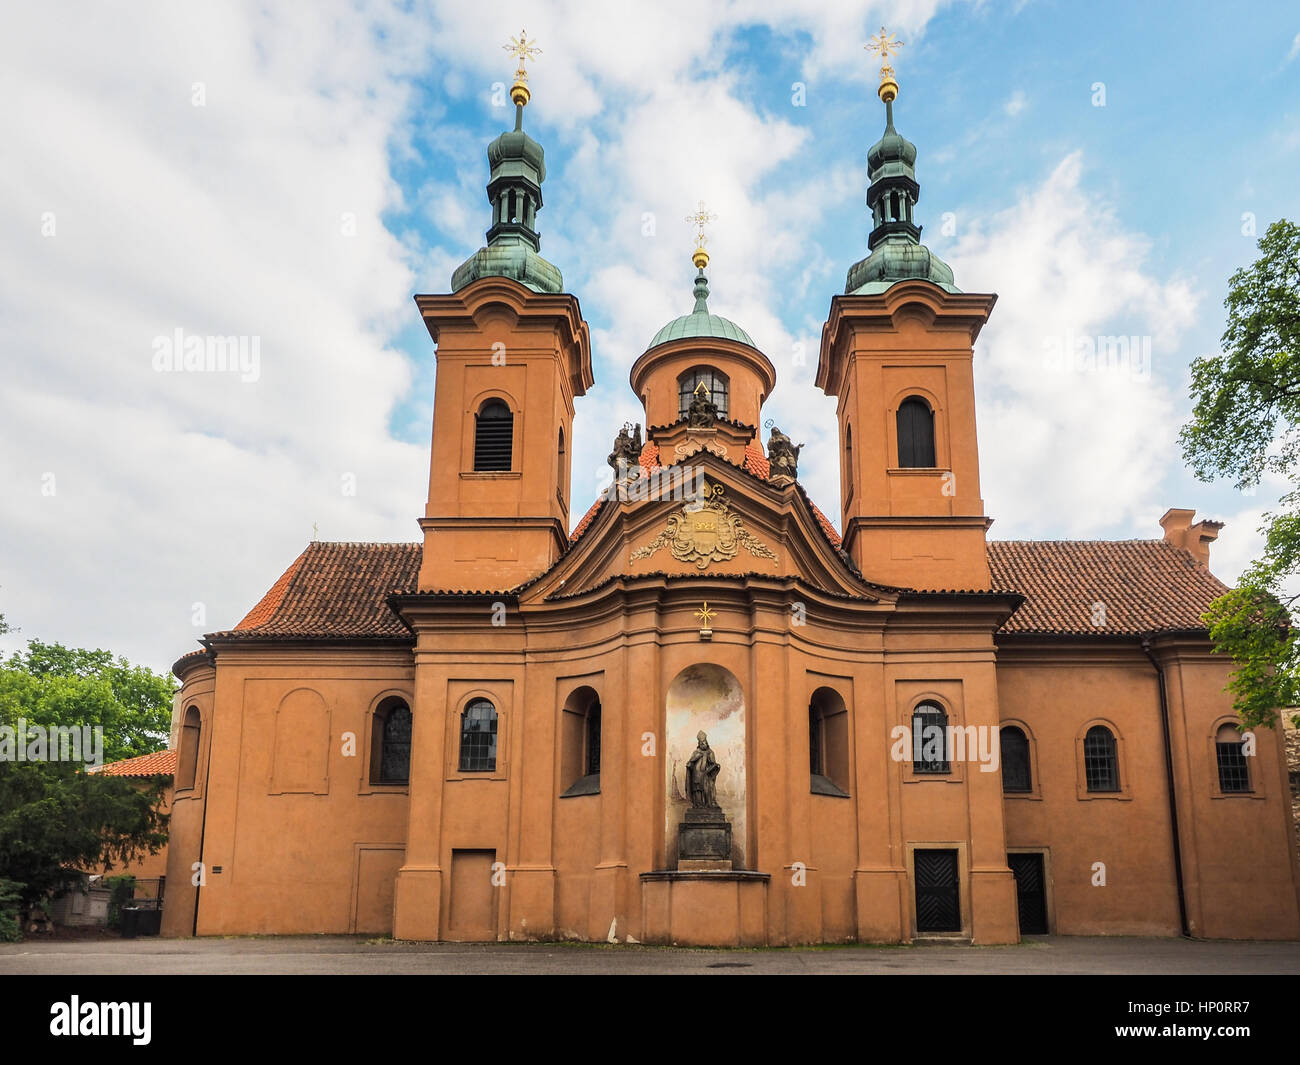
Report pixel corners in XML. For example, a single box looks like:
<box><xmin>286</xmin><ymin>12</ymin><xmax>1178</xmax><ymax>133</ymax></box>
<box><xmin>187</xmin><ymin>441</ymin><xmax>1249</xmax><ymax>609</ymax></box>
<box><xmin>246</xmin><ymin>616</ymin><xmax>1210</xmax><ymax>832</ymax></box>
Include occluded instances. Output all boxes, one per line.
<box><xmin>1</xmin><ymin>0</ymin><xmax>1297</xmax><ymax>671</ymax></box>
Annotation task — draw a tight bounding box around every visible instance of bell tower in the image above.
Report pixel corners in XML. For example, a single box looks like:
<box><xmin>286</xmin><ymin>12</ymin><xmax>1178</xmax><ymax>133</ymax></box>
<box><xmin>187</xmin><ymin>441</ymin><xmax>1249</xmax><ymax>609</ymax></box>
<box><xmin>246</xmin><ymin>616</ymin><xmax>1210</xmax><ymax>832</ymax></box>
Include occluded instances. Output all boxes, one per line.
<box><xmin>416</xmin><ymin>34</ymin><xmax>592</xmax><ymax>592</ymax></box>
<box><xmin>816</xmin><ymin>32</ymin><xmax>995</xmax><ymax>590</ymax></box>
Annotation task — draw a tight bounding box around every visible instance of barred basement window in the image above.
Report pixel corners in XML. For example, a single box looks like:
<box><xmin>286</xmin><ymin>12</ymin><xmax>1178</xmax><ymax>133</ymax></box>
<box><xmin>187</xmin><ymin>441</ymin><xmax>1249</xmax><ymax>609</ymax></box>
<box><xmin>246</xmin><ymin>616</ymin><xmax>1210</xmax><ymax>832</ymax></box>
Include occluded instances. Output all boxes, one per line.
<box><xmin>1083</xmin><ymin>725</ymin><xmax>1119</xmax><ymax>792</ymax></box>
<box><xmin>473</xmin><ymin>400</ymin><xmax>513</xmax><ymax>472</ymax></box>
<box><xmin>1216</xmin><ymin>724</ymin><xmax>1251</xmax><ymax>793</ymax></box>
<box><xmin>677</xmin><ymin>367</ymin><xmax>729</xmax><ymax>419</ymax></box>
<box><xmin>896</xmin><ymin>396</ymin><xmax>936</xmax><ymax>468</ymax></box>
<box><xmin>912</xmin><ymin>702</ymin><xmax>949</xmax><ymax>774</ymax></box>
<box><xmin>459</xmin><ymin>698</ymin><xmax>498</xmax><ymax>772</ymax></box>
<box><xmin>1001</xmin><ymin>726</ymin><xmax>1031</xmax><ymax>793</ymax></box>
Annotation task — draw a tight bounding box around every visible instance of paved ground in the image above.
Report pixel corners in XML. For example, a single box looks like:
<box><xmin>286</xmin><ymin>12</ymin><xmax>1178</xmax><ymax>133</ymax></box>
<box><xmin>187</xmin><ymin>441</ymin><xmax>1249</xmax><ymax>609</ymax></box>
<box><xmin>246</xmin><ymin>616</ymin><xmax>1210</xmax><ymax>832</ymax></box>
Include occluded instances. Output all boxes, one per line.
<box><xmin>2</xmin><ymin>935</ymin><xmax>1298</xmax><ymax>974</ymax></box>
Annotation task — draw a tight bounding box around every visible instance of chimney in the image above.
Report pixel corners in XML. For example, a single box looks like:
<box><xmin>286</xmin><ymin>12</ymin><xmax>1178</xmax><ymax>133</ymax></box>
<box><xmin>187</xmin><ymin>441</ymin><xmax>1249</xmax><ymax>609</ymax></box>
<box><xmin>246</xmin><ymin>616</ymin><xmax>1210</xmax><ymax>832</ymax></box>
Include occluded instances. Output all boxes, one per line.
<box><xmin>1159</xmin><ymin>507</ymin><xmax>1224</xmax><ymax>567</ymax></box>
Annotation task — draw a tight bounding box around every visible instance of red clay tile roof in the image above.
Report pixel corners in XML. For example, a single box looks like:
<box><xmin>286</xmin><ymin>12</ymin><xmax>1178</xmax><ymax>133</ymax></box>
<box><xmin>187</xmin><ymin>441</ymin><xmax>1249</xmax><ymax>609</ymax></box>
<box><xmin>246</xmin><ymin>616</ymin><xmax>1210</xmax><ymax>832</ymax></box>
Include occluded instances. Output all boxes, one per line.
<box><xmin>90</xmin><ymin>748</ymin><xmax>177</xmax><ymax>777</ymax></box>
<box><xmin>211</xmin><ymin>542</ymin><xmax>421</xmax><ymax>640</ymax></box>
<box><xmin>988</xmin><ymin>539</ymin><xmax>1229</xmax><ymax>636</ymax></box>
<box><xmin>235</xmin><ymin>549</ymin><xmax>305</xmax><ymax>629</ymax></box>
<box><xmin>196</xmin><ymin>532</ymin><xmax>1227</xmax><ymax>648</ymax></box>
<box><xmin>743</xmin><ymin>440</ymin><xmax>770</xmax><ymax>479</ymax></box>
<box><xmin>808</xmin><ymin>501</ymin><xmax>842</xmax><ymax>549</ymax></box>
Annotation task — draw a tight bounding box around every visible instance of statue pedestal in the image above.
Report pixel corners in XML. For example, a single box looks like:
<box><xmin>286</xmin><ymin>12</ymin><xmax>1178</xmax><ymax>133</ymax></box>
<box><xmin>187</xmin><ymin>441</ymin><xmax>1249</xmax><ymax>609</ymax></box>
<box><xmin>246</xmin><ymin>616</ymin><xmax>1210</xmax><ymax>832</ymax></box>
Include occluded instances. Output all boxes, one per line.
<box><xmin>678</xmin><ymin>806</ymin><xmax>732</xmax><ymax>870</ymax></box>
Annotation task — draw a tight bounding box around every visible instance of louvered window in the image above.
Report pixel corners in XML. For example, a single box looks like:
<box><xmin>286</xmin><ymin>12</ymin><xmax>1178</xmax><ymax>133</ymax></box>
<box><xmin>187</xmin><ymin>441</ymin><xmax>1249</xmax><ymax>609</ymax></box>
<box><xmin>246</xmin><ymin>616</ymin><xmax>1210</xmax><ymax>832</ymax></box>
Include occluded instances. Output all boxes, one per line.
<box><xmin>473</xmin><ymin>400</ymin><xmax>513</xmax><ymax>471</ymax></box>
<box><xmin>897</xmin><ymin>396</ymin><xmax>936</xmax><ymax>468</ymax></box>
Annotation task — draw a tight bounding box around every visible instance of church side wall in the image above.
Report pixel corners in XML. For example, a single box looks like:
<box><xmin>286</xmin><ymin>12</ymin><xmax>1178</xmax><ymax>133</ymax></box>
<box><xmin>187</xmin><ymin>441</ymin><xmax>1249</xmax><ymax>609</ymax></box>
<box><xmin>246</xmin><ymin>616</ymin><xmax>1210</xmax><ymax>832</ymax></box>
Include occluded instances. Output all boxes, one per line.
<box><xmin>1155</xmin><ymin>642</ymin><xmax>1300</xmax><ymax>939</ymax></box>
<box><xmin>183</xmin><ymin>646</ymin><xmax>414</xmax><ymax>936</ymax></box>
<box><xmin>993</xmin><ymin>639</ymin><xmax>1300</xmax><ymax>939</ymax></box>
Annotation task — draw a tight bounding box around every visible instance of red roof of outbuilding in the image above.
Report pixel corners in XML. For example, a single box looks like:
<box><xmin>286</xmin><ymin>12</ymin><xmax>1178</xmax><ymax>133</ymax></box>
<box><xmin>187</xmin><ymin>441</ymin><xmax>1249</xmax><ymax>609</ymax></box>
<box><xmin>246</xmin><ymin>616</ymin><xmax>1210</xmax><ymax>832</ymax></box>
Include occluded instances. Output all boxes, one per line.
<box><xmin>90</xmin><ymin>748</ymin><xmax>177</xmax><ymax>777</ymax></box>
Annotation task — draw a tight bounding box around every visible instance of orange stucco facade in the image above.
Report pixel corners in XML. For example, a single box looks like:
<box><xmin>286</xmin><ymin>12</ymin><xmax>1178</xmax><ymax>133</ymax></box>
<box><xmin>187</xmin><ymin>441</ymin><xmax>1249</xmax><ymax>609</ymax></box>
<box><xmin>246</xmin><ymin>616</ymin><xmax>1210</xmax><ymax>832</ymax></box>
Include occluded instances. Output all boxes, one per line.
<box><xmin>160</xmin><ymin>94</ymin><xmax>1300</xmax><ymax>947</ymax></box>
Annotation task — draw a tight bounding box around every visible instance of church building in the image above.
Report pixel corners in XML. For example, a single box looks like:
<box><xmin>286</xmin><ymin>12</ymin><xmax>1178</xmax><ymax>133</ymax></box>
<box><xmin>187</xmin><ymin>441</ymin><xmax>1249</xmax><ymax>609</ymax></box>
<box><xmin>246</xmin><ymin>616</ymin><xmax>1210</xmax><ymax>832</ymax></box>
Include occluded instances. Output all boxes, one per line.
<box><xmin>160</xmin><ymin>36</ymin><xmax>1300</xmax><ymax>945</ymax></box>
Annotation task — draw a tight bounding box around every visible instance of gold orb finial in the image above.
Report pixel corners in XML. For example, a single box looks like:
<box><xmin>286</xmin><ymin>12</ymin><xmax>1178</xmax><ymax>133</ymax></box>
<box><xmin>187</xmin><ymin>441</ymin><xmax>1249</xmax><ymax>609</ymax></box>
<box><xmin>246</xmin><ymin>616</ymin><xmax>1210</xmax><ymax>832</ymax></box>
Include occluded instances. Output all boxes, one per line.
<box><xmin>866</xmin><ymin>26</ymin><xmax>904</xmax><ymax>103</ymax></box>
<box><xmin>504</xmin><ymin>30</ymin><xmax>541</xmax><ymax>108</ymax></box>
<box><xmin>686</xmin><ymin>200</ymin><xmax>717</xmax><ymax>270</ymax></box>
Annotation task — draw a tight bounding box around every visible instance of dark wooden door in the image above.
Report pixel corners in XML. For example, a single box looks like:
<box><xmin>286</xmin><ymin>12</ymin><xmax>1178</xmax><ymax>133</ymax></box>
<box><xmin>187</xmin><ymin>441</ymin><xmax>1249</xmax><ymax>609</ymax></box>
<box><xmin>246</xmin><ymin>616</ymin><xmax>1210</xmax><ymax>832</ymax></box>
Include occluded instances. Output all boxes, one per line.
<box><xmin>1008</xmin><ymin>852</ymin><xmax>1048</xmax><ymax>934</ymax></box>
<box><xmin>914</xmin><ymin>849</ymin><xmax>960</xmax><ymax>932</ymax></box>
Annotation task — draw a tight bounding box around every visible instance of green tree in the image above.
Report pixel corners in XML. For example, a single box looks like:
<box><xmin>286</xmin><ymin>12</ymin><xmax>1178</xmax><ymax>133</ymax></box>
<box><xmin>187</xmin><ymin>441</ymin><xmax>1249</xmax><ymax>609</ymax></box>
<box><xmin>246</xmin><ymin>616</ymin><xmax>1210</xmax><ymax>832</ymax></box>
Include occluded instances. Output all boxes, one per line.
<box><xmin>0</xmin><ymin>761</ymin><xmax>168</xmax><ymax>910</ymax></box>
<box><xmin>0</xmin><ymin>638</ymin><xmax>173</xmax><ymax>928</ymax></box>
<box><xmin>1179</xmin><ymin>218</ymin><xmax>1300</xmax><ymax>728</ymax></box>
<box><xmin>0</xmin><ymin>639</ymin><xmax>173</xmax><ymax>763</ymax></box>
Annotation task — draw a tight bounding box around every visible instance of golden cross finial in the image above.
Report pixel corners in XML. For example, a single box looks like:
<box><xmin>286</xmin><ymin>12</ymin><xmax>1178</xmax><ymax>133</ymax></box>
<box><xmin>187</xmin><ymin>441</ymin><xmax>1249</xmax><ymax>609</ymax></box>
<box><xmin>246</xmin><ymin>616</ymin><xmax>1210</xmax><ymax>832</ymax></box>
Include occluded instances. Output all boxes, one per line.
<box><xmin>686</xmin><ymin>200</ymin><xmax>716</xmax><ymax>268</ymax></box>
<box><xmin>504</xmin><ymin>30</ymin><xmax>541</xmax><ymax>107</ymax></box>
<box><xmin>694</xmin><ymin>602</ymin><xmax>717</xmax><ymax>626</ymax></box>
<box><xmin>685</xmin><ymin>201</ymin><xmax>717</xmax><ymax>244</ymax></box>
<box><xmin>866</xmin><ymin>26</ymin><xmax>904</xmax><ymax>102</ymax></box>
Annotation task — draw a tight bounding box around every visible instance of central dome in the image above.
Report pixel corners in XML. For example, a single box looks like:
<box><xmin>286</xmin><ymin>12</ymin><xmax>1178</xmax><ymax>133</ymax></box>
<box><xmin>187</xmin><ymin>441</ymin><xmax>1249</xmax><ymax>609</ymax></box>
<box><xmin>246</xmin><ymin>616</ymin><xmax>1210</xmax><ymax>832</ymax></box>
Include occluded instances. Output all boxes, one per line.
<box><xmin>646</xmin><ymin>269</ymin><xmax>755</xmax><ymax>351</ymax></box>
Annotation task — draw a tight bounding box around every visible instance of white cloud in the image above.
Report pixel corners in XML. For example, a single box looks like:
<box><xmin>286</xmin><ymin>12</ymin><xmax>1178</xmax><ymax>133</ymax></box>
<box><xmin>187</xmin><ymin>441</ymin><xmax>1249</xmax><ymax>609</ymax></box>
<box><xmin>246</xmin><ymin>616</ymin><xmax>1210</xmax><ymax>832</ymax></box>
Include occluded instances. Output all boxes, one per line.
<box><xmin>1004</xmin><ymin>89</ymin><xmax>1028</xmax><ymax>116</ymax></box>
<box><xmin>1287</xmin><ymin>32</ymin><xmax>1300</xmax><ymax>62</ymax></box>
<box><xmin>944</xmin><ymin>152</ymin><xmax>1199</xmax><ymax>539</ymax></box>
<box><xmin>0</xmin><ymin>1</ymin><xmax>436</xmax><ymax>669</ymax></box>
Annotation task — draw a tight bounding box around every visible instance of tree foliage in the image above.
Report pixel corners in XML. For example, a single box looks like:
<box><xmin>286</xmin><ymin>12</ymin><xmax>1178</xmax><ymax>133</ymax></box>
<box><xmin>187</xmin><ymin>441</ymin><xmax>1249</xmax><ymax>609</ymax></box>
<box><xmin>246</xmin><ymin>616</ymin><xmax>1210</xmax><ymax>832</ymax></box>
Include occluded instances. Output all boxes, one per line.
<box><xmin>1180</xmin><ymin>219</ymin><xmax>1300</xmax><ymax>728</ymax></box>
<box><xmin>0</xmin><ymin>639</ymin><xmax>173</xmax><ymax>764</ymax></box>
<box><xmin>0</xmin><ymin>637</ymin><xmax>174</xmax><ymax>925</ymax></box>
<box><xmin>0</xmin><ymin>761</ymin><xmax>169</xmax><ymax>908</ymax></box>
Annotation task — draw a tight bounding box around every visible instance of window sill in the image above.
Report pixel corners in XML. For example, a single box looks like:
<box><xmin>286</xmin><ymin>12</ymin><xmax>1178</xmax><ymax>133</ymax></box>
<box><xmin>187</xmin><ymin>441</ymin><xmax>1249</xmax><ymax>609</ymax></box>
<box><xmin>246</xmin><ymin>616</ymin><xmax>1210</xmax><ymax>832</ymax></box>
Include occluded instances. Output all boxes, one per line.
<box><xmin>461</xmin><ymin>471</ymin><xmax>521</xmax><ymax>480</ymax></box>
<box><xmin>560</xmin><ymin>773</ymin><xmax>601</xmax><ymax>798</ymax></box>
<box><xmin>1210</xmin><ymin>790</ymin><xmax>1263</xmax><ymax>800</ymax></box>
<box><xmin>360</xmin><ymin>781</ymin><xmax>410</xmax><ymax>796</ymax></box>
<box><xmin>1076</xmin><ymin>789</ymin><xmax>1132</xmax><ymax>801</ymax></box>
<box><xmin>810</xmin><ymin>774</ymin><xmax>850</xmax><ymax>798</ymax></box>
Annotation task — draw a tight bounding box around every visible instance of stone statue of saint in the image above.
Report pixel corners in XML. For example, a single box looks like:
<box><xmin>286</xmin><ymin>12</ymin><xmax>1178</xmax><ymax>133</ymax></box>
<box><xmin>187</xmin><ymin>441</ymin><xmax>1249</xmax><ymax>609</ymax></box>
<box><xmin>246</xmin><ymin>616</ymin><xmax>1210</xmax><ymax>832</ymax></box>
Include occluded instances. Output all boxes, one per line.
<box><xmin>607</xmin><ymin>422</ymin><xmax>643</xmax><ymax>472</ymax></box>
<box><xmin>766</xmin><ymin>426</ymin><xmax>803</xmax><ymax>481</ymax></box>
<box><xmin>685</xmin><ymin>730</ymin><xmax>721</xmax><ymax>809</ymax></box>
<box><xmin>687</xmin><ymin>383</ymin><xmax>719</xmax><ymax>429</ymax></box>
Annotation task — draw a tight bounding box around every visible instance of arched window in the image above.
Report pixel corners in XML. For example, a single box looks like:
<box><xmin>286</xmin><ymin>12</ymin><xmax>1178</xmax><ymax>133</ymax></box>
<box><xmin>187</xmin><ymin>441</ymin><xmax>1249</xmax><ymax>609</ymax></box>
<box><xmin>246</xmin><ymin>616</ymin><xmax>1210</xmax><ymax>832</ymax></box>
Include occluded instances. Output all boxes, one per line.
<box><xmin>912</xmin><ymin>702</ymin><xmax>949</xmax><ymax>774</ymax></box>
<box><xmin>896</xmin><ymin>396</ymin><xmax>936</xmax><ymax>468</ymax></box>
<box><xmin>557</xmin><ymin>426</ymin><xmax>567</xmax><ymax>503</ymax></box>
<box><xmin>1215</xmin><ymin>723</ymin><xmax>1250</xmax><ymax>793</ymax></box>
<box><xmin>809</xmin><ymin>701</ymin><xmax>823</xmax><ymax>777</ymax></box>
<box><xmin>177</xmin><ymin>705</ymin><xmax>201</xmax><ymax>790</ymax></box>
<box><xmin>370</xmin><ymin>697</ymin><xmax>412</xmax><ymax>785</ymax></box>
<box><xmin>586</xmin><ymin>699</ymin><xmax>601</xmax><ymax>777</ymax></box>
<box><xmin>458</xmin><ymin>699</ymin><xmax>498</xmax><ymax>772</ymax></box>
<box><xmin>678</xmin><ymin>367</ymin><xmax>729</xmax><ymax>420</ymax></box>
<box><xmin>473</xmin><ymin>400</ymin><xmax>513</xmax><ymax>472</ymax></box>
<box><xmin>560</xmin><ymin>687</ymin><xmax>601</xmax><ymax>796</ymax></box>
<box><xmin>809</xmin><ymin>688</ymin><xmax>850</xmax><ymax>795</ymax></box>
<box><xmin>1083</xmin><ymin>725</ymin><xmax>1119</xmax><ymax>792</ymax></box>
<box><xmin>1001</xmin><ymin>726</ymin><xmax>1031</xmax><ymax>793</ymax></box>
<box><xmin>844</xmin><ymin>423</ymin><xmax>854</xmax><ymax>495</ymax></box>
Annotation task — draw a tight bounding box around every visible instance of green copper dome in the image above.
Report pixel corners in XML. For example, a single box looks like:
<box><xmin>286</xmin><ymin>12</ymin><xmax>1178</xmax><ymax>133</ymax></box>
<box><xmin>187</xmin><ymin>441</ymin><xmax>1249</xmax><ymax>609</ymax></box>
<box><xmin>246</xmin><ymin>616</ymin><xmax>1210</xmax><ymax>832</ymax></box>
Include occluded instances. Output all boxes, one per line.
<box><xmin>647</xmin><ymin>270</ymin><xmax>755</xmax><ymax>350</ymax></box>
<box><xmin>845</xmin><ymin>98</ymin><xmax>959</xmax><ymax>295</ymax></box>
<box><xmin>451</xmin><ymin>103</ymin><xmax>563</xmax><ymax>295</ymax></box>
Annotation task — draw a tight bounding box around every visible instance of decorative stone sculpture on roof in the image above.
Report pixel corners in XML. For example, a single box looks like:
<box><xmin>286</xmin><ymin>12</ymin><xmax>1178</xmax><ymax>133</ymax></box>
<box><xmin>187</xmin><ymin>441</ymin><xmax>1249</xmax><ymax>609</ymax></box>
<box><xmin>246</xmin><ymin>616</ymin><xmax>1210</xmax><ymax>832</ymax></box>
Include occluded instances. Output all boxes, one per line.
<box><xmin>766</xmin><ymin>426</ymin><xmax>803</xmax><ymax>484</ymax></box>
<box><xmin>687</xmin><ymin>381</ymin><xmax>719</xmax><ymax>428</ymax></box>
<box><xmin>607</xmin><ymin>422</ymin><xmax>643</xmax><ymax>471</ymax></box>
